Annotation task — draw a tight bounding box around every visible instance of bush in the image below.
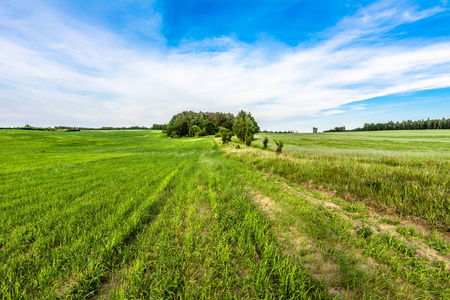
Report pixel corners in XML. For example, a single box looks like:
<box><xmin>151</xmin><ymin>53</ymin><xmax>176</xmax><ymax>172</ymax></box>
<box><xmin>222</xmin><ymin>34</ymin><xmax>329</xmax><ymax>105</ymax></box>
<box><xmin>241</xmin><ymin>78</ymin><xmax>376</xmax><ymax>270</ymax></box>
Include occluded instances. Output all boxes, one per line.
<box><xmin>245</xmin><ymin>135</ymin><xmax>252</xmax><ymax>146</ymax></box>
<box><xmin>263</xmin><ymin>136</ymin><xmax>269</xmax><ymax>148</ymax></box>
<box><xmin>221</xmin><ymin>129</ymin><xmax>233</xmax><ymax>144</ymax></box>
<box><xmin>196</xmin><ymin>129</ymin><xmax>207</xmax><ymax>137</ymax></box>
<box><xmin>189</xmin><ymin>125</ymin><xmax>201</xmax><ymax>137</ymax></box>
<box><xmin>221</xmin><ymin>132</ymin><xmax>228</xmax><ymax>144</ymax></box>
<box><xmin>227</xmin><ymin>131</ymin><xmax>233</xmax><ymax>142</ymax></box>
<box><xmin>275</xmin><ymin>140</ymin><xmax>284</xmax><ymax>153</ymax></box>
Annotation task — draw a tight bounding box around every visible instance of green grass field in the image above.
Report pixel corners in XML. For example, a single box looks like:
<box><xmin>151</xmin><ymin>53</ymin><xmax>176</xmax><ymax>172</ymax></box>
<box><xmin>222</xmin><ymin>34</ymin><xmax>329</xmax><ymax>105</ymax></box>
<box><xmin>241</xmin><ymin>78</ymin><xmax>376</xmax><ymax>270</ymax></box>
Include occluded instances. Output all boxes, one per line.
<box><xmin>1</xmin><ymin>129</ymin><xmax>449</xmax><ymax>299</ymax></box>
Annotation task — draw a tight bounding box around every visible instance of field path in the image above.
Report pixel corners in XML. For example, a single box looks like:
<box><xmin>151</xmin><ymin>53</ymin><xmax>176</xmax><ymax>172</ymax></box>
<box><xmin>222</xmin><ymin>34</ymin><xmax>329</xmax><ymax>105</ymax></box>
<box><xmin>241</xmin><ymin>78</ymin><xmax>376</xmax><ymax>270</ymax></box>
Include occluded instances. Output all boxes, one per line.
<box><xmin>242</xmin><ymin>164</ymin><xmax>450</xmax><ymax>299</ymax></box>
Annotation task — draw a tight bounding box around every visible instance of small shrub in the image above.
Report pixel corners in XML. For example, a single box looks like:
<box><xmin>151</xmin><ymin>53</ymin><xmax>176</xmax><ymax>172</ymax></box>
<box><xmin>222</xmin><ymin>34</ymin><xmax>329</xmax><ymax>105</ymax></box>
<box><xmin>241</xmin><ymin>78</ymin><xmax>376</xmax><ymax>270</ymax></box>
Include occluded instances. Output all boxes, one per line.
<box><xmin>196</xmin><ymin>129</ymin><xmax>207</xmax><ymax>137</ymax></box>
<box><xmin>245</xmin><ymin>135</ymin><xmax>252</xmax><ymax>146</ymax></box>
<box><xmin>226</xmin><ymin>132</ymin><xmax>233</xmax><ymax>143</ymax></box>
<box><xmin>275</xmin><ymin>140</ymin><xmax>284</xmax><ymax>153</ymax></box>
<box><xmin>263</xmin><ymin>136</ymin><xmax>269</xmax><ymax>148</ymax></box>
<box><xmin>221</xmin><ymin>131</ymin><xmax>228</xmax><ymax>144</ymax></box>
<box><xmin>221</xmin><ymin>129</ymin><xmax>233</xmax><ymax>144</ymax></box>
<box><xmin>188</xmin><ymin>125</ymin><xmax>201</xmax><ymax>137</ymax></box>
<box><xmin>235</xmin><ymin>145</ymin><xmax>240</xmax><ymax>149</ymax></box>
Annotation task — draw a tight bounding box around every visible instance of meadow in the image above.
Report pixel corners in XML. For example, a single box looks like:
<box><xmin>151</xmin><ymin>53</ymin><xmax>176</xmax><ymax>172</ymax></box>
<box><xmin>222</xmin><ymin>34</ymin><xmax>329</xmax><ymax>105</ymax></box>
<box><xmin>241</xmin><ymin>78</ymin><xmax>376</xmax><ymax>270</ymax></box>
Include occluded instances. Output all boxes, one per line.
<box><xmin>0</xmin><ymin>129</ymin><xmax>449</xmax><ymax>299</ymax></box>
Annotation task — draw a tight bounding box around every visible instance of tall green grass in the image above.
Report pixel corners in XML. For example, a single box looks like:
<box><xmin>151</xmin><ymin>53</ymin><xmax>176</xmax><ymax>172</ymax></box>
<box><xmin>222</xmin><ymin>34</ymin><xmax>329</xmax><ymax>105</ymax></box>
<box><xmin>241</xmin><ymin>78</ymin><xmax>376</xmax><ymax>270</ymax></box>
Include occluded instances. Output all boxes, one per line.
<box><xmin>1</xmin><ymin>129</ymin><xmax>448</xmax><ymax>298</ymax></box>
<box><xmin>0</xmin><ymin>130</ymin><xmax>326</xmax><ymax>298</ymax></box>
<box><xmin>237</xmin><ymin>130</ymin><xmax>450</xmax><ymax>230</ymax></box>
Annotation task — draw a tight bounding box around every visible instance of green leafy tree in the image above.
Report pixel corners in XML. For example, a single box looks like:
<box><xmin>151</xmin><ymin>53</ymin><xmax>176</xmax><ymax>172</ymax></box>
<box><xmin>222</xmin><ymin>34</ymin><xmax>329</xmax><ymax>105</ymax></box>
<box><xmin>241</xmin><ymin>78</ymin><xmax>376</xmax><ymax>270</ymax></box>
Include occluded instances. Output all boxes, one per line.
<box><xmin>233</xmin><ymin>110</ymin><xmax>255</xmax><ymax>142</ymax></box>
<box><xmin>247</xmin><ymin>113</ymin><xmax>260</xmax><ymax>133</ymax></box>
<box><xmin>223</xmin><ymin>121</ymin><xmax>233</xmax><ymax>130</ymax></box>
<box><xmin>202</xmin><ymin>120</ymin><xmax>218</xmax><ymax>135</ymax></box>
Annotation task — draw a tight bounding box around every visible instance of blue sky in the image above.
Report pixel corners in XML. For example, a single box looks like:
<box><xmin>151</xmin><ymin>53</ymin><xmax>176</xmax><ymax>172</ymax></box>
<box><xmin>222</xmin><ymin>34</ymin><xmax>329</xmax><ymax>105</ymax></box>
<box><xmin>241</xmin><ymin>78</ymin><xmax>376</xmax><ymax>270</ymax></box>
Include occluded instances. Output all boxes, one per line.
<box><xmin>1</xmin><ymin>0</ymin><xmax>449</xmax><ymax>131</ymax></box>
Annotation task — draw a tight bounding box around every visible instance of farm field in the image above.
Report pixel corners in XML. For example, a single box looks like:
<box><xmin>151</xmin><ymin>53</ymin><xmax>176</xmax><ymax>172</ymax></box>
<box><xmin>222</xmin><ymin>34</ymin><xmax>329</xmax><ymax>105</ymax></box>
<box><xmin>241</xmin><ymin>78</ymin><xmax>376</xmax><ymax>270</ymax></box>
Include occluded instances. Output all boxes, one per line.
<box><xmin>1</xmin><ymin>129</ymin><xmax>449</xmax><ymax>299</ymax></box>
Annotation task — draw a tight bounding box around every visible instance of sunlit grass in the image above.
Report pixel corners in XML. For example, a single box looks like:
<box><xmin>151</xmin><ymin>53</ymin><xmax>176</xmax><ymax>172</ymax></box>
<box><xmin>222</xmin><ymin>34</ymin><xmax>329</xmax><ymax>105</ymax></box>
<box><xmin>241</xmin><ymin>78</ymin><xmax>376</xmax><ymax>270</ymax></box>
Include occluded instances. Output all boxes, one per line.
<box><xmin>1</xmin><ymin>129</ymin><xmax>449</xmax><ymax>298</ymax></box>
<box><xmin>241</xmin><ymin>130</ymin><xmax>450</xmax><ymax>231</ymax></box>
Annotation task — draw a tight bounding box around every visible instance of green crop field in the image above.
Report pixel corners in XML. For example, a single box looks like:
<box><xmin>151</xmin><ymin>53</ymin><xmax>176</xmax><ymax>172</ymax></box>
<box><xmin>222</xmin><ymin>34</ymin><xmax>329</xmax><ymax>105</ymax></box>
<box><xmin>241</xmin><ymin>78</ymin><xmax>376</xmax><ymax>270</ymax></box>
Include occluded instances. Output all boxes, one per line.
<box><xmin>1</xmin><ymin>129</ymin><xmax>449</xmax><ymax>299</ymax></box>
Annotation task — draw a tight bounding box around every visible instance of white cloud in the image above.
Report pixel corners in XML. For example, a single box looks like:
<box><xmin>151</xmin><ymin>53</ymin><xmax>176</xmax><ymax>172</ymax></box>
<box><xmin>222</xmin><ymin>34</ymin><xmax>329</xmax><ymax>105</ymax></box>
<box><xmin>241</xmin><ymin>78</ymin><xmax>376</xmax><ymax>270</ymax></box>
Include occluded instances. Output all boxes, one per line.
<box><xmin>0</xmin><ymin>0</ymin><xmax>449</xmax><ymax>131</ymax></box>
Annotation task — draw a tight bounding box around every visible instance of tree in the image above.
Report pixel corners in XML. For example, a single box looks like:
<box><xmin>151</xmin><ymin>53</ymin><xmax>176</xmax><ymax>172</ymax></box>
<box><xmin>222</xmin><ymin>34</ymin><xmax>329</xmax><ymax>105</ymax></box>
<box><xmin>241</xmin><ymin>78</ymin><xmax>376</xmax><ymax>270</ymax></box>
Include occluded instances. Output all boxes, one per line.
<box><xmin>247</xmin><ymin>113</ymin><xmax>260</xmax><ymax>133</ymax></box>
<box><xmin>223</xmin><ymin>121</ymin><xmax>233</xmax><ymax>130</ymax></box>
<box><xmin>202</xmin><ymin>120</ymin><xmax>217</xmax><ymax>135</ymax></box>
<box><xmin>232</xmin><ymin>110</ymin><xmax>255</xmax><ymax>142</ymax></box>
<box><xmin>313</xmin><ymin>127</ymin><xmax>318</xmax><ymax>133</ymax></box>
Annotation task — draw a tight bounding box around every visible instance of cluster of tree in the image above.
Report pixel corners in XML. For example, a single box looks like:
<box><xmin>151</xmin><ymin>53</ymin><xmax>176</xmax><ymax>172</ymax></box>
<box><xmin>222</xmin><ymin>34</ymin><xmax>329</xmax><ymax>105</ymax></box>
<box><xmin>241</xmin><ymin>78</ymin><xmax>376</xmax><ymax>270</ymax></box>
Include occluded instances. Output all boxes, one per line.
<box><xmin>352</xmin><ymin>118</ymin><xmax>450</xmax><ymax>131</ymax></box>
<box><xmin>324</xmin><ymin>126</ymin><xmax>346</xmax><ymax>132</ymax></box>
<box><xmin>166</xmin><ymin>110</ymin><xmax>260</xmax><ymax>140</ymax></box>
<box><xmin>0</xmin><ymin>125</ymin><xmax>150</xmax><ymax>131</ymax></box>
<box><xmin>151</xmin><ymin>124</ymin><xmax>168</xmax><ymax>130</ymax></box>
<box><xmin>312</xmin><ymin>127</ymin><xmax>318</xmax><ymax>133</ymax></box>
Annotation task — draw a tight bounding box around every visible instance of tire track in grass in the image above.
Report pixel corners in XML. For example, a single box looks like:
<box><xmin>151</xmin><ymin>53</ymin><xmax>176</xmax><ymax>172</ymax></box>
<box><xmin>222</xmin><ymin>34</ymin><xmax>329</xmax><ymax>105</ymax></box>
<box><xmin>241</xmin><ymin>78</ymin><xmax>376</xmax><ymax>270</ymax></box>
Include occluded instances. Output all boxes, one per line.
<box><xmin>248</xmin><ymin>189</ymin><xmax>349</xmax><ymax>299</ymax></box>
<box><xmin>198</xmin><ymin>157</ymin><xmax>329</xmax><ymax>299</ymax></box>
<box><xmin>65</xmin><ymin>166</ymin><xmax>183</xmax><ymax>299</ymax></box>
<box><xmin>247</xmin><ymin>170</ymin><xmax>449</xmax><ymax>298</ymax></box>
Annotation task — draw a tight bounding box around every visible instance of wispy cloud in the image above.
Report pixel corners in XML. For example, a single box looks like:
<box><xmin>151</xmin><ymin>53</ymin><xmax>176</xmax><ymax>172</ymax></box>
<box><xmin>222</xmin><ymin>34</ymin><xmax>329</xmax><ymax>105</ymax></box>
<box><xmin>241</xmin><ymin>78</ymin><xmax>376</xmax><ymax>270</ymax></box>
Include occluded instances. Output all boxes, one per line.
<box><xmin>0</xmin><ymin>0</ymin><xmax>449</xmax><ymax>130</ymax></box>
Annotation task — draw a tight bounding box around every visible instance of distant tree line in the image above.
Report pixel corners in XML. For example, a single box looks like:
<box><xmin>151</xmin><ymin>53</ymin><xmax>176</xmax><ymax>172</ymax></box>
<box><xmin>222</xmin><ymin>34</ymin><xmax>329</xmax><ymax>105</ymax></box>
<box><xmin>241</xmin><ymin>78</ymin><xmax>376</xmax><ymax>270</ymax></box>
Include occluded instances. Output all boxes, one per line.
<box><xmin>324</xmin><ymin>126</ymin><xmax>346</xmax><ymax>133</ymax></box>
<box><xmin>324</xmin><ymin>117</ymin><xmax>450</xmax><ymax>132</ymax></box>
<box><xmin>353</xmin><ymin>118</ymin><xmax>450</xmax><ymax>131</ymax></box>
<box><xmin>151</xmin><ymin>124</ymin><xmax>168</xmax><ymax>130</ymax></box>
<box><xmin>260</xmin><ymin>130</ymin><xmax>298</xmax><ymax>134</ymax></box>
<box><xmin>165</xmin><ymin>111</ymin><xmax>260</xmax><ymax>142</ymax></box>
<box><xmin>0</xmin><ymin>125</ymin><xmax>150</xmax><ymax>131</ymax></box>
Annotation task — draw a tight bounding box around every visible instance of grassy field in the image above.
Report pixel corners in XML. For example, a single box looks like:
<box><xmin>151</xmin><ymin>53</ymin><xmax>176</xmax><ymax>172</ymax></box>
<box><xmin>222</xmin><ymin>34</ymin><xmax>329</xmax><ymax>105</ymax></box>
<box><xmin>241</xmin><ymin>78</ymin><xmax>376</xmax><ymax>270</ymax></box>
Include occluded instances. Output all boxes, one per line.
<box><xmin>1</xmin><ymin>129</ymin><xmax>449</xmax><ymax>299</ymax></box>
<box><xmin>248</xmin><ymin>131</ymin><xmax>450</xmax><ymax>231</ymax></box>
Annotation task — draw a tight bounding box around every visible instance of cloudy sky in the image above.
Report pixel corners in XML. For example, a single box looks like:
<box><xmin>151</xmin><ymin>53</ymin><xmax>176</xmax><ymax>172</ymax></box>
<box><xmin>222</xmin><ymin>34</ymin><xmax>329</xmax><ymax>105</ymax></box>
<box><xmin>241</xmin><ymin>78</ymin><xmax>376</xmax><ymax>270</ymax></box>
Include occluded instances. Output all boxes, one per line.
<box><xmin>1</xmin><ymin>0</ymin><xmax>450</xmax><ymax>131</ymax></box>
